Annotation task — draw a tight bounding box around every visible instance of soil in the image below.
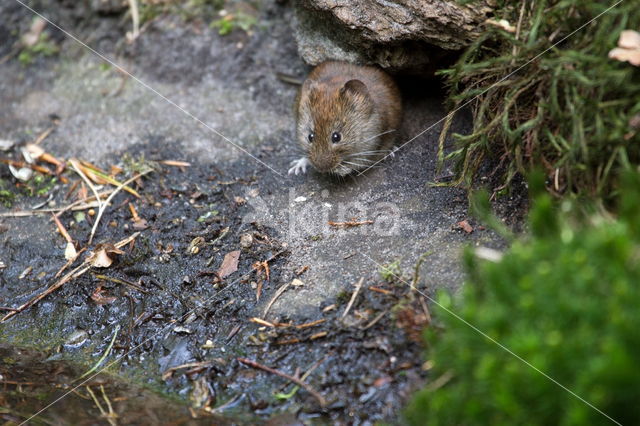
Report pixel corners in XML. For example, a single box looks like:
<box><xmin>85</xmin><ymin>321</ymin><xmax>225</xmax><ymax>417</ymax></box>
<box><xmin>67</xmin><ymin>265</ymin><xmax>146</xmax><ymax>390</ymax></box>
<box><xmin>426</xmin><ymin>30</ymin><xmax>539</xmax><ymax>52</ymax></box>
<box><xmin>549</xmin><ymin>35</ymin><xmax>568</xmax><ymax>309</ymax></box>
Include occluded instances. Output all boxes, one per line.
<box><xmin>0</xmin><ymin>1</ymin><xmax>527</xmax><ymax>425</ymax></box>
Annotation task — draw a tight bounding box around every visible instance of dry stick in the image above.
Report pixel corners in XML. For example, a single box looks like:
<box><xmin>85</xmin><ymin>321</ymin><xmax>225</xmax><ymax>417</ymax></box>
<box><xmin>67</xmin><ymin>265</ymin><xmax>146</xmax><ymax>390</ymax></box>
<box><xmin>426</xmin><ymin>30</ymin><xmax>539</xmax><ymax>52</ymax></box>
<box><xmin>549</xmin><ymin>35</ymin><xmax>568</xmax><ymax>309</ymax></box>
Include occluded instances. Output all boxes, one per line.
<box><xmin>278</xmin><ymin>354</ymin><xmax>329</xmax><ymax>393</ymax></box>
<box><xmin>89</xmin><ymin>170</ymin><xmax>151</xmax><ymax>245</ymax></box>
<box><xmin>0</xmin><ymin>201</ymin><xmax>102</xmax><ymax>217</ymax></box>
<box><xmin>262</xmin><ymin>281</ymin><xmax>290</xmax><ymax>319</ymax></box>
<box><xmin>341</xmin><ymin>277</ymin><xmax>364</xmax><ymax>318</ymax></box>
<box><xmin>126</xmin><ymin>0</ymin><xmax>140</xmax><ymax>41</ymax></box>
<box><xmin>69</xmin><ymin>159</ymin><xmax>103</xmax><ymax>215</ymax></box>
<box><xmin>412</xmin><ymin>253</ymin><xmax>433</xmax><ymax>323</ymax></box>
<box><xmin>1</xmin><ymin>263</ymin><xmax>90</xmax><ymax>323</ymax></box>
<box><xmin>93</xmin><ymin>274</ymin><xmax>148</xmax><ymax>294</ymax></box>
<box><xmin>361</xmin><ymin>309</ymin><xmax>388</xmax><ymax>331</ymax></box>
<box><xmin>237</xmin><ymin>358</ymin><xmax>327</xmax><ymax>407</ymax></box>
<box><xmin>54</xmin><ymin>190</ymin><xmax>114</xmax><ymax>218</ymax></box>
<box><xmin>0</xmin><ymin>232</ymin><xmax>140</xmax><ymax>323</ymax></box>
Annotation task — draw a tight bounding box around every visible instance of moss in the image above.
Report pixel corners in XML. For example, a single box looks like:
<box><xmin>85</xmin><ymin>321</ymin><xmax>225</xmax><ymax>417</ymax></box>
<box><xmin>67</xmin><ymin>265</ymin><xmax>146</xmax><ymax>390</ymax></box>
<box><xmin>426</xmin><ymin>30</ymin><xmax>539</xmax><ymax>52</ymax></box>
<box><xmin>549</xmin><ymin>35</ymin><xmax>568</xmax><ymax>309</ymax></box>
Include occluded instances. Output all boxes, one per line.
<box><xmin>379</xmin><ymin>259</ymin><xmax>402</xmax><ymax>282</ymax></box>
<box><xmin>437</xmin><ymin>0</ymin><xmax>640</xmax><ymax>203</ymax></box>
<box><xmin>406</xmin><ymin>171</ymin><xmax>640</xmax><ymax>425</ymax></box>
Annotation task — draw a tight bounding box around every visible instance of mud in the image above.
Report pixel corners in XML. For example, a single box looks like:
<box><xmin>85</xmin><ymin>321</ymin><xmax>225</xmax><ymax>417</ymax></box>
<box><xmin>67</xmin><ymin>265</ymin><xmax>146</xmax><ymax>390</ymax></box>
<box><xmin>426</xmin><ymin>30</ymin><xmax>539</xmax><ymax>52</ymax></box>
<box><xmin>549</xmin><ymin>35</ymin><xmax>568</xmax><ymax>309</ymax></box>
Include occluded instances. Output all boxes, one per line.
<box><xmin>0</xmin><ymin>1</ymin><xmax>525</xmax><ymax>424</ymax></box>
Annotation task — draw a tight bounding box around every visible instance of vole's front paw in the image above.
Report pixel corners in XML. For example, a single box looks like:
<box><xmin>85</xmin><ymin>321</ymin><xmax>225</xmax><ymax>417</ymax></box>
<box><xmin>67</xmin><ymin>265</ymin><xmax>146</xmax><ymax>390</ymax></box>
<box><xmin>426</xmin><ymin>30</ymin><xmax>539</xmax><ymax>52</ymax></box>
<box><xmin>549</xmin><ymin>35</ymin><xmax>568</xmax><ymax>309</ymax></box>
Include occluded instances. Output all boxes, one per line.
<box><xmin>288</xmin><ymin>157</ymin><xmax>310</xmax><ymax>175</ymax></box>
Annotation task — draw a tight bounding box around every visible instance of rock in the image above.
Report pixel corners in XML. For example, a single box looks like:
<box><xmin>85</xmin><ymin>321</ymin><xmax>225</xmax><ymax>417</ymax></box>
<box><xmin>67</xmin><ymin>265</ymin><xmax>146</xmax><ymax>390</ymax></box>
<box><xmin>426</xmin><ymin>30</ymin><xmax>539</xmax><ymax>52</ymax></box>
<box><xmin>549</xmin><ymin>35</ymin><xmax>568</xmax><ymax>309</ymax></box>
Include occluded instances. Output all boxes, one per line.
<box><xmin>293</xmin><ymin>0</ymin><xmax>495</xmax><ymax>72</ymax></box>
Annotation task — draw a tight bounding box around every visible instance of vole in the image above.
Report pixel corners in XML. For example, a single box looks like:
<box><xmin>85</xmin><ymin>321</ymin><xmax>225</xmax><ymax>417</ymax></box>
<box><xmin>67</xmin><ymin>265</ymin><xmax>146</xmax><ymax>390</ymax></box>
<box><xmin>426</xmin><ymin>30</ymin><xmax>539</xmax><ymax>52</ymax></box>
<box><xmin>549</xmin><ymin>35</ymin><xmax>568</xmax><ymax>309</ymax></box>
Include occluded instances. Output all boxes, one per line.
<box><xmin>288</xmin><ymin>61</ymin><xmax>402</xmax><ymax>176</ymax></box>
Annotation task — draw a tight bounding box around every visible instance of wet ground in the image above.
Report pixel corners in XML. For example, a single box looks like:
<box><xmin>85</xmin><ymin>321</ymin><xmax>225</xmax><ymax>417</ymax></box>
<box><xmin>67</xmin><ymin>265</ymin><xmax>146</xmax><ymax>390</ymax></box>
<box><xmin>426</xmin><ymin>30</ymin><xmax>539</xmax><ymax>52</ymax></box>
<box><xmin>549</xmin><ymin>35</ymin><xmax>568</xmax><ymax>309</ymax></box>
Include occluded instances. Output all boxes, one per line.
<box><xmin>0</xmin><ymin>1</ymin><xmax>526</xmax><ymax>424</ymax></box>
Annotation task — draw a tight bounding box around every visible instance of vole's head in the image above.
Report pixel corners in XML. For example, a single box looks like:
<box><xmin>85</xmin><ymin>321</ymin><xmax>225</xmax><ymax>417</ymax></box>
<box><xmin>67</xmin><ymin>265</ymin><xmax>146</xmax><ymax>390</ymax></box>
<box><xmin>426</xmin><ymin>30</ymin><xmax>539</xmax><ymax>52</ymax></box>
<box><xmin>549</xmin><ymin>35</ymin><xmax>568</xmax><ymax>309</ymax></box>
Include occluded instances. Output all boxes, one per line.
<box><xmin>297</xmin><ymin>79</ymin><xmax>382</xmax><ymax>176</ymax></box>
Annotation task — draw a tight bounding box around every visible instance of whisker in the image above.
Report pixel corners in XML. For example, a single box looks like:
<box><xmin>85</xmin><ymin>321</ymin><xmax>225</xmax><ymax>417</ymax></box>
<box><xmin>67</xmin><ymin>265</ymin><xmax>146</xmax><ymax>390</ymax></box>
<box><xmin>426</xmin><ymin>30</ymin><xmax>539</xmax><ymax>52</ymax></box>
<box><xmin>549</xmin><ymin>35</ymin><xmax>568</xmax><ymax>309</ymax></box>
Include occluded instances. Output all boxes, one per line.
<box><xmin>358</xmin><ymin>128</ymin><xmax>397</xmax><ymax>145</ymax></box>
<box><xmin>346</xmin><ymin>149</ymin><xmax>393</xmax><ymax>156</ymax></box>
<box><xmin>345</xmin><ymin>157</ymin><xmax>378</xmax><ymax>164</ymax></box>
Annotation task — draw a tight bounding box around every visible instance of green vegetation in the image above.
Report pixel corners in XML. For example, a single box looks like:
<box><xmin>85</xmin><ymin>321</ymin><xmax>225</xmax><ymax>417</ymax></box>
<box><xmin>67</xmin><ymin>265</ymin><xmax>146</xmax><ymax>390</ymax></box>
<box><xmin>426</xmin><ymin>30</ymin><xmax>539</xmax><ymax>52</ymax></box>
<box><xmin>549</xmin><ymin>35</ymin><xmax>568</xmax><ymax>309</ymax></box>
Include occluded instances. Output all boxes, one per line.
<box><xmin>139</xmin><ymin>0</ymin><xmax>225</xmax><ymax>25</ymax></box>
<box><xmin>0</xmin><ymin>180</ymin><xmax>16</xmax><ymax>207</ymax></box>
<box><xmin>210</xmin><ymin>11</ymin><xmax>257</xmax><ymax>36</ymax></box>
<box><xmin>0</xmin><ymin>175</ymin><xmax>57</xmax><ymax>207</ymax></box>
<box><xmin>379</xmin><ymin>259</ymin><xmax>402</xmax><ymax>282</ymax></box>
<box><xmin>438</xmin><ymin>1</ymin><xmax>640</xmax><ymax>201</ymax></box>
<box><xmin>406</xmin><ymin>172</ymin><xmax>640</xmax><ymax>425</ymax></box>
<box><xmin>18</xmin><ymin>33</ymin><xmax>58</xmax><ymax>65</ymax></box>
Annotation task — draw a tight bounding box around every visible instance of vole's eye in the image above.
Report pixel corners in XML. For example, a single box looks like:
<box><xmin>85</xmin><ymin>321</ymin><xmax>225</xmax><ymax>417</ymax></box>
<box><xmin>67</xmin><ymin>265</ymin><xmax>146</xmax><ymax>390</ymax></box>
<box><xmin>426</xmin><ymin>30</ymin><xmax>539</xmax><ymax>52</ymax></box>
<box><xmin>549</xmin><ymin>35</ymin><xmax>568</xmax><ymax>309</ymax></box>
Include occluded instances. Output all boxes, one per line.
<box><xmin>308</xmin><ymin>132</ymin><xmax>315</xmax><ymax>143</ymax></box>
<box><xmin>331</xmin><ymin>132</ymin><xmax>342</xmax><ymax>143</ymax></box>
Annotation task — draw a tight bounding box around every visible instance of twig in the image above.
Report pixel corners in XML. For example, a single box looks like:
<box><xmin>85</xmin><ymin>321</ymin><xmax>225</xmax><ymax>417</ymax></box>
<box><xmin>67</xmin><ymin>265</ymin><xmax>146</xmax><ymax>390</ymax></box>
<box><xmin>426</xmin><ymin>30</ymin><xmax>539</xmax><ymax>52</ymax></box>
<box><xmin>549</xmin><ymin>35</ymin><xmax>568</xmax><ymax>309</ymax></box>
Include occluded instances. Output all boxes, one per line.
<box><xmin>89</xmin><ymin>170</ymin><xmax>151</xmax><ymax>244</ymax></box>
<box><xmin>86</xmin><ymin>385</ymin><xmax>118</xmax><ymax>426</ymax></box>
<box><xmin>237</xmin><ymin>358</ymin><xmax>327</xmax><ymax>407</ymax></box>
<box><xmin>93</xmin><ymin>274</ymin><xmax>148</xmax><ymax>294</ymax></box>
<box><xmin>162</xmin><ymin>361</ymin><xmax>218</xmax><ymax>380</ymax></box>
<box><xmin>78</xmin><ymin>325</ymin><xmax>120</xmax><ymax>380</ymax></box>
<box><xmin>54</xmin><ymin>190</ymin><xmax>113</xmax><ymax>218</ymax></box>
<box><xmin>412</xmin><ymin>252</ymin><xmax>433</xmax><ymax>323</ymax></box>
<box><xmin>361</xmin><ymin>309</ymin><xmax>388</xmax><ymax>330</ymax></box>
<box><xmin>70</xmin><ymin>158</ymin><xmax>103</xmax><ymax>217</ymax></box>
<box><xmin>0</xmin><ymin>232</ymin><xmax>140</xmax><ymax>322</ymax></box>
<box><xmin>33</xmin><ymin>126</ymin><xmax>56</xmax><ymax>145</ymax></box>
<box><xmin>295</xmin><ymin>319</ymin><xmax>325</xmax><ymax>329</ymax></box>
<box><xmin>328</xmin><ymin>220</ymin><xmax>373</xmax><ymax>228</ymax></box>
<box><xmin>262</xmin><ymin>282</ymin><xmax>289</xmax><ymax>318</ymax></box>
<box><xmin>0</xmin><ymin>200</ymin><xmax>102</xmax><ymax>217</ymax></box>
<box><xmin>99</xmin><ymin>385</ymin><xmax>117</xmax><ymax>426</ymax></box>
<box><xmin>341</xmin><ymin>277</ymin><xmax>364</xmax><ymax>318</ymax></box>
<box><xmin>412</xmin><ymin>252</ymin><xmax>432</xmax><ymax>288</ymax></box>
<box><xmin>0</xmin><ymin>263</ymin><xmax>91</xmax><ymax>323</ymax></box>
<box><xmin>276</xmin><ymin>355</ymin><xmax>329</xmax><ymax>396</ymax></box>
<box><xmin>250</xmin><ymin>317</ymin><xmax>275</xmax><ymax>328</ymax></box>
<box><xmin>160</xmin><ymin>160</ymin><xmax>191</xmax><ymax>167</ymax></box>
<box><xmin>126</xmin><ymin>0</ymin><xmax>140</xmax><ymax>42</ymax></box>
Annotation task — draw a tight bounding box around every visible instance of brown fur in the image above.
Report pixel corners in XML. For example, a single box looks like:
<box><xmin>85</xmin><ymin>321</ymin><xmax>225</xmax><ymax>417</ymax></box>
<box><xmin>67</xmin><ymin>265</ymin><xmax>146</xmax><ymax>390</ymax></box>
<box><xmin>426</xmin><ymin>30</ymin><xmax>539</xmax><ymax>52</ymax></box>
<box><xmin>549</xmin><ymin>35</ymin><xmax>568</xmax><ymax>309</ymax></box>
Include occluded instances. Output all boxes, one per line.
<box><xmin>295</xmin><ymin>61</ymin><xmax>402</xmax><ymax>175</ymax></box>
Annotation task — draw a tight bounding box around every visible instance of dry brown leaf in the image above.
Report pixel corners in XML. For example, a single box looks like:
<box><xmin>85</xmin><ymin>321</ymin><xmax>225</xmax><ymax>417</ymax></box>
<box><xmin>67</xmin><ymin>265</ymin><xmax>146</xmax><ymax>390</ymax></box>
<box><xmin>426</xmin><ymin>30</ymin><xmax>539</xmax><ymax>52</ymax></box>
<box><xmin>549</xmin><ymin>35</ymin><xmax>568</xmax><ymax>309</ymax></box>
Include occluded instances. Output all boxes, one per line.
<box><xmin>88</xmin><ymin>244</ymin><xmax>124</xmax><ymax>268</ymax></box>
<box><xmin>218</xmin><ymin>250</ymin><xmax>240</xmax><ymax>278</ymax></box>
<box><xmin>132</xmin><ymin>218</ymin><xmax>149</xmax><ymax>230</ymax></box>
<box><xmin>456</xmin><ymin>220</ymin><xmax>474</xmax><ymax>234</ymax></box>
<box><xmin>91</xmin><ymin>285</ymin><xmax>117</xmax><ymax>305</ymax></box>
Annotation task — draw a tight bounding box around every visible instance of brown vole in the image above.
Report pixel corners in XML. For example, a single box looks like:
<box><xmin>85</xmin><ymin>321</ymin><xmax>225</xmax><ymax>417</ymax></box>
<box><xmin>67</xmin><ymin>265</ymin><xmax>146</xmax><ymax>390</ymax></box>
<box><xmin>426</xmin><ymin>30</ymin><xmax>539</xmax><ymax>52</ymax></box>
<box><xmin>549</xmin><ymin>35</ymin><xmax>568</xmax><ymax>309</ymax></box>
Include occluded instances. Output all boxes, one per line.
<box><xmin>288</xmin><ymin>61</ymin><xmax>402</xmax><ymax>176</ymax></box>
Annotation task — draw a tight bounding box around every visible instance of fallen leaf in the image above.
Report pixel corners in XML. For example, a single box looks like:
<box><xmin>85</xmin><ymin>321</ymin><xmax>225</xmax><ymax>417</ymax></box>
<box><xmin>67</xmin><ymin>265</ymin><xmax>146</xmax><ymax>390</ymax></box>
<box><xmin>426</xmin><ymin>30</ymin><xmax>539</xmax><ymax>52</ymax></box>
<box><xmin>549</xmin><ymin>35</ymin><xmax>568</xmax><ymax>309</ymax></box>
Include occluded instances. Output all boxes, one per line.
<box><xmin>619</xmin><ymin>29</ymin><xmax>640</xmax><ymax>49</ymax></box>
<box><xmin>373</xmin><ymin>376</ymin><xmax>393</xmax><ymax>387</ymax></box>
<box><xmin>218</xmin><ymin>250</ymin><xmax>240</xmax><ymax>278</ymax></box>
<box><xmin>456</xmin><ymin>220</ymin><xmax>474</xmax><ymax>234</ymax></box>
<box><xmin>609</xmin><ymin>48</ymin><xmax>640</xmax><ymax>66</ymax></box>
<box><xmin>88</xmin><ymin>244</ymin><xmax>124</xmax><ymax>268</ymax></box>
<box><xmin>609</xmin><ymin>29</ymin><xmax>640</xmax><ymax>67</ymax></box>
<box><xmin>64</xmin><ymin>242</ymin><xmax>77</xmax><ymax>260</ymax></box>
<box><xmin>132</xmin><ymin>218</ymin><xmax>148</xmax><ymax>230</ymax></box>
<box><xmin>91</xmin><ymin>285</ymin><xmax>117</xmax><ymax>305</ymax></box>
<box><xmin>8</xmin><ymin>164</ymin><xmax>33</xmax><ymax>182</ymax></box>
<box><xmin>0</xmin><ymin>139</ymin><xmax>15</xmax><ymax>151</ymax></box>
<box><xmin>23</xmin><ymin>144</ymin><xmax>45</xmax><ymax>162</ymax></box>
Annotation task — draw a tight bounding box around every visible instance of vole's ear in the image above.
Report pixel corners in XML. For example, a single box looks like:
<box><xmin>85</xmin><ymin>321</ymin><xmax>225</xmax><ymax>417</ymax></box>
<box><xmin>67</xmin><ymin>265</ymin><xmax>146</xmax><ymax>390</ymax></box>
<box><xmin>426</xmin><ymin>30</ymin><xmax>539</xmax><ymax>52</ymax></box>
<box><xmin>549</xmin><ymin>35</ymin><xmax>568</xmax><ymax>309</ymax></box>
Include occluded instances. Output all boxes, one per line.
<box><xmin>340</xmin><ymin>79</ymin><xmax>370</xmax><ymax>100</ymax></box>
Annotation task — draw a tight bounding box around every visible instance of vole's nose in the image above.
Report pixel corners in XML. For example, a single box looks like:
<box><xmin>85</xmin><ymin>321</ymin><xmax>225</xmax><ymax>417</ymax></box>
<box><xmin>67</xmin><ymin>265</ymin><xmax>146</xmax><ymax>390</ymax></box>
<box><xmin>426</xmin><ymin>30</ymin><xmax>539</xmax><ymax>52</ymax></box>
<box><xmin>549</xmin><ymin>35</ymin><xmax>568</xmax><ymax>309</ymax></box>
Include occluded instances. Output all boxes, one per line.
<box><xmin>311</xmin><ymin>155</ymin><xmax>337</xmax><ymax>173</ymax></box>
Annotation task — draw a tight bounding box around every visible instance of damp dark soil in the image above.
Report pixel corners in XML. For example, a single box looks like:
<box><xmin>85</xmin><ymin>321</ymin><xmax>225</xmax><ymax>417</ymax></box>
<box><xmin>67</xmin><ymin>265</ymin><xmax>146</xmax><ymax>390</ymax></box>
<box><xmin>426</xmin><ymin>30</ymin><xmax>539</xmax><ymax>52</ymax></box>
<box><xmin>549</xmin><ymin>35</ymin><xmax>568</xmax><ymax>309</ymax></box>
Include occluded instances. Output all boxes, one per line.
<box><xmin>0</xmin><ymin>1</ymin><xmax>526</xmax><ymax>425</ymax></box>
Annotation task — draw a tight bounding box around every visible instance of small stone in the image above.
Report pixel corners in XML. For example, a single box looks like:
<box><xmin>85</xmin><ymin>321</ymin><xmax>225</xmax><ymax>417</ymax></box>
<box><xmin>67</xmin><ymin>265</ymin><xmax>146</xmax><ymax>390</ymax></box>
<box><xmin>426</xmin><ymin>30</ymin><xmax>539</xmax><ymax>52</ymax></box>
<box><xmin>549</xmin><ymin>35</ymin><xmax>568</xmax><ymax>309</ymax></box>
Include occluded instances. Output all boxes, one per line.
<box><xmin>240</xmin><ymin>233</ymin><xmax>253</xmax><ymax>248</ymax></box>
